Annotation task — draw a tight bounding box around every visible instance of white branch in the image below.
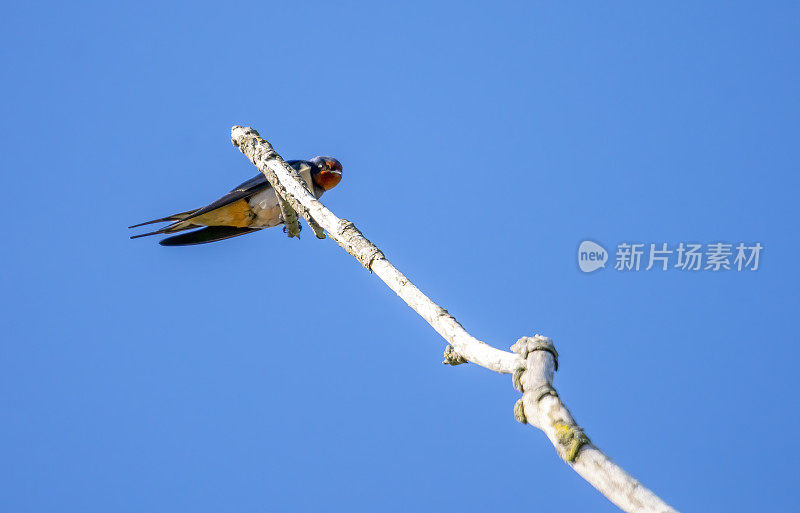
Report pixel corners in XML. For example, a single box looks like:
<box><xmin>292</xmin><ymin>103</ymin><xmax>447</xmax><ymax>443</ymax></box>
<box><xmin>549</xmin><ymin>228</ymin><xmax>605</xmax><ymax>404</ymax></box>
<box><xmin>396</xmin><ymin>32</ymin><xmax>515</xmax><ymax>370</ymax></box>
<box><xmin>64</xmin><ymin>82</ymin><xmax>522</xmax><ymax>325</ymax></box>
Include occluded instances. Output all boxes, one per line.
<box><xmin>512</xmin><ymin>336</ymin><xmax>677</xmax><ymax>513</ymax></box>
<box><xmin>230</xmin><ymin>126</ymin><xmax>678</xmax><ymax>513</ymax></box>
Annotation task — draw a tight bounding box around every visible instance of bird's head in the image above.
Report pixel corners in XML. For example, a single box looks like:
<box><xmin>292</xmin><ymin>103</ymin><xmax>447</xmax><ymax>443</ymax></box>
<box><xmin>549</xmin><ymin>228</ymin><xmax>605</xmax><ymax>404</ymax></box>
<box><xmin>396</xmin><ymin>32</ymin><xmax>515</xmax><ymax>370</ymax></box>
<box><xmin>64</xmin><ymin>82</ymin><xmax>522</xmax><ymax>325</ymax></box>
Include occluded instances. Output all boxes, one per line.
<box><xmin>309</xmin><ymin>156</ymin><xmax>343</xmax><ymax>191</ymax></box>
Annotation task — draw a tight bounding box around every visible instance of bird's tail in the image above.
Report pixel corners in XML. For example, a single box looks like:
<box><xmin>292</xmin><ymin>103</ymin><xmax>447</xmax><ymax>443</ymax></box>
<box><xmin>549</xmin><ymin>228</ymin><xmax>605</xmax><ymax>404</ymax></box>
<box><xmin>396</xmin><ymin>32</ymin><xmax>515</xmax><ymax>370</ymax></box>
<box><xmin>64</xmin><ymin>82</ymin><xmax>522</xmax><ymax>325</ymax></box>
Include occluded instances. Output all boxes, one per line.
<box><xmin>129</xmin><ymin>209</ymin><xmax>199</xmax><ymax>239</ymax></box>
<box><xmin>128</xmin><ymin>209</ymin><xmax>197</xmax><ymax>229</ymax></box>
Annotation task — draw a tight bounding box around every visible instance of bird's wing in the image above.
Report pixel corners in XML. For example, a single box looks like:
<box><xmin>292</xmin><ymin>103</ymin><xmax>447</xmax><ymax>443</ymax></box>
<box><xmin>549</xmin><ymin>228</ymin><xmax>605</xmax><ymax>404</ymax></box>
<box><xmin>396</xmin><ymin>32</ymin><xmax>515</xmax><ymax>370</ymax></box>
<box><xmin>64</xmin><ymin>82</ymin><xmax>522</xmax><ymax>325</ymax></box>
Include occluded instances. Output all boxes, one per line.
<box><xmin>128</xmin><ymin>174</ymin><xmax>270</xmax><ymax>232</ymax></box>
<box><xmin>172</xmin><ymin>173</ymin><xmax>271</xmax><ymax>226</ymax></box>
<box><xmin>129</xmin><ymin>161</ymin><xmax>307</xmax><ymax>238</ymax></box>
<box><xmin>163</xmin><ymin>160</ymin><xmax>306</xmax><ymax>226</ymax></box>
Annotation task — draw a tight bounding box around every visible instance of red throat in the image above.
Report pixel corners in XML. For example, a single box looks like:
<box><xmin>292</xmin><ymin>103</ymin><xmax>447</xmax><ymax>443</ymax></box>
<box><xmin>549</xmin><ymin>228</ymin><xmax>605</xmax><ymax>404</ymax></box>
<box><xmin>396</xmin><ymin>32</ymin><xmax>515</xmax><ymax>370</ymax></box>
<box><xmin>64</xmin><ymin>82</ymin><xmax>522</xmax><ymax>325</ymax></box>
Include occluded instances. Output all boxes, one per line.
<box><xmin>315</xmin><ymin>170</ymin><xmax>342</xmax><ymax>190</ymax></box>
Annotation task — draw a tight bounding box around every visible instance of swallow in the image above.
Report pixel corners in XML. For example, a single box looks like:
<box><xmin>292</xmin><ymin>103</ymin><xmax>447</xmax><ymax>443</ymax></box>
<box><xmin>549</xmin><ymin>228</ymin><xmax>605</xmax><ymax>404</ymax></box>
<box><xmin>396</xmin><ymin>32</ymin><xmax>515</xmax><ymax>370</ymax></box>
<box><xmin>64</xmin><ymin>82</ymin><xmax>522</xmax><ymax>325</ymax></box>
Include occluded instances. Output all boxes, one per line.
<box><xmin>130</xmin><ymin>156</ymin><xmax>342</xmax><ymax>246</ymax></box>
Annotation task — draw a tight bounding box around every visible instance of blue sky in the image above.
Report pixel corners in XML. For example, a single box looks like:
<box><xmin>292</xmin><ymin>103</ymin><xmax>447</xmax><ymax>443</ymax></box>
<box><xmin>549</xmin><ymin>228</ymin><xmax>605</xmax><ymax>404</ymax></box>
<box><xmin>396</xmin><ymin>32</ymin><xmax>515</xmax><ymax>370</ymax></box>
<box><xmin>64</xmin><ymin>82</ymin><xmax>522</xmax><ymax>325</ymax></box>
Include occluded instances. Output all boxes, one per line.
<box><xmin>1</xmin><ymin>2</ymin><xmax>798</xmax><ymax>512</ymax></box>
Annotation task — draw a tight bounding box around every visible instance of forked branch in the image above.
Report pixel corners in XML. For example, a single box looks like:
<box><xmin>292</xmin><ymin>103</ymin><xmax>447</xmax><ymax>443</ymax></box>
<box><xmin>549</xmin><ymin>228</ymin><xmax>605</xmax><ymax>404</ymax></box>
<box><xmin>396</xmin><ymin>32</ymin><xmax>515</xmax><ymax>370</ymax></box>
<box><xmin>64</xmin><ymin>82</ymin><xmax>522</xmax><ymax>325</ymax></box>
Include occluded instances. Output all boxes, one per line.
<box><xmin>230</xmin><ymin>125</ymin><xmax>678</xmax><ymax>513</ymax></box>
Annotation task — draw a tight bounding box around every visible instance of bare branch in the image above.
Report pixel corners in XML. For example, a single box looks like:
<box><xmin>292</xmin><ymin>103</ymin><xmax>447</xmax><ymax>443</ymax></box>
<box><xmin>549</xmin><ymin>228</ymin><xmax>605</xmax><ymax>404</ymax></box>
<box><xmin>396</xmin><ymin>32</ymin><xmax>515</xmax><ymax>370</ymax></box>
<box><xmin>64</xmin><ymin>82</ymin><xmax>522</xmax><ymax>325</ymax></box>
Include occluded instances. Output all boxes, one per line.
<box><xmin>231</xmin><ymin>125</ymin><xmax>519</xmax><ymax>373</ymax></box>
<box><xmin>230</xmin><ymin>125</ymin><xmax>678</xmax><ymax>513</ymax></box>
<box><xmin>512</xmin><ymin>336</ymin><xmax>676</xmax><ymax>513</ymax></box>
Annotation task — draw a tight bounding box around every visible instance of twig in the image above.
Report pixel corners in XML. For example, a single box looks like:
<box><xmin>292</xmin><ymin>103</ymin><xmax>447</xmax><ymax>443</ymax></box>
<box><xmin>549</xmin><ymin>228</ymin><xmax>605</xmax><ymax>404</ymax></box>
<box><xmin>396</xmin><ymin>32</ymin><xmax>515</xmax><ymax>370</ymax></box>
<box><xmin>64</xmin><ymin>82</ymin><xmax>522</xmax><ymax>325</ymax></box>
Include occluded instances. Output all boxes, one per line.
<box><xmin>275</xmin><ymin>194</ymin><xmax>301</xmax><ymax>238</ymax></box>
<box><xmin>230</xmin><ymin>125</ymin><xmax>678</xmax><ymax>513</ymax></box>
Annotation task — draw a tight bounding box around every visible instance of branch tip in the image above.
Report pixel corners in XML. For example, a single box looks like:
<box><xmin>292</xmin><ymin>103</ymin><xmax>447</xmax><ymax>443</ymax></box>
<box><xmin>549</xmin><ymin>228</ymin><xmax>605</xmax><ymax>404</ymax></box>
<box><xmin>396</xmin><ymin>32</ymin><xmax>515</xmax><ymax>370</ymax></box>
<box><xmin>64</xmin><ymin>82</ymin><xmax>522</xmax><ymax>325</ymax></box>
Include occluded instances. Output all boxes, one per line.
<box><xmin>231</xmin><ymin>125</ymin><xmax>263</xmax><ymax>147</ymax></box>
<box><xmin>307</xmin><ymin>218</ymin><xmax>326</xmax><ymax>239</ymax></box>
<box><xmin>276</xmin><ymin>192</ymin><xmax>301</xmax><ymax>238</ymax></box>
<box><xmin>514</xmin><ymin>398</ymin><xmax>527</xmax><ymax>424</ymax></box>
<box><xmin>442</xmin><ymin>345</ymin><xmax>467</xmax><ymax>365</ymax></box>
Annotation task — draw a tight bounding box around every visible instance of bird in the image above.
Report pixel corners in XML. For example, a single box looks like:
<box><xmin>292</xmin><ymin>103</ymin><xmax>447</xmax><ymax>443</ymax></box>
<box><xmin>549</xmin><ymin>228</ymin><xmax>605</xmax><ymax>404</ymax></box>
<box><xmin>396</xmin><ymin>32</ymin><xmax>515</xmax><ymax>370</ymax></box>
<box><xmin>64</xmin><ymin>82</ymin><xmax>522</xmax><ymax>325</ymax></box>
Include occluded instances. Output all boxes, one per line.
<box><xmin>129</xmin><ymin>156</ymin><xmax>342</xmax><ymax>246</ymax></box>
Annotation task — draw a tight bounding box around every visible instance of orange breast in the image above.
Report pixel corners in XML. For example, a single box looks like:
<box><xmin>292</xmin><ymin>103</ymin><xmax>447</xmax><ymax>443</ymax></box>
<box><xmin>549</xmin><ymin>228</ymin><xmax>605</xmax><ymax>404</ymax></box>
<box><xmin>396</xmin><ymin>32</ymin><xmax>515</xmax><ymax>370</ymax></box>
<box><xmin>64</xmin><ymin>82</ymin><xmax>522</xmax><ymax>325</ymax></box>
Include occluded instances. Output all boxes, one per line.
<box><xmin>193</xmin><ymin>199</ymin><xmax>255</xmax><ymax>228</ymax></box>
